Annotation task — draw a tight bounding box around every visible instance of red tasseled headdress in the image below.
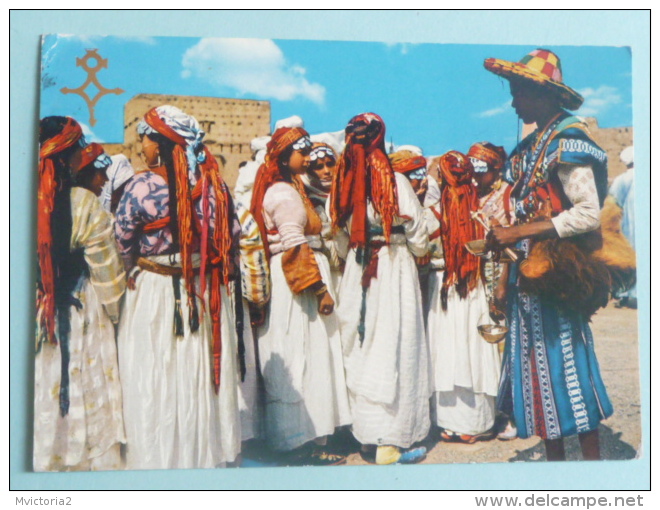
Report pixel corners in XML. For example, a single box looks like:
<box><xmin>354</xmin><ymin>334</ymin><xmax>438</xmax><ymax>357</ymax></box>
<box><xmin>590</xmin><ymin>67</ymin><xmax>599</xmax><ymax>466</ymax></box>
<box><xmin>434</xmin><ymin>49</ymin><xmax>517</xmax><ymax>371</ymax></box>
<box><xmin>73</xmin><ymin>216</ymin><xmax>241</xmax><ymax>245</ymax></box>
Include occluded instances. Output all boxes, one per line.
<box><xmin>144</xmin><ymin>107</ymin><xmax>233</xmax><ymax>391</ymax></box>
<box><xmin>250</xmin><ymin>126</ymin><xmax>313</xmax><ymax>259</ymax></box>
<box><xmin>467</xmin><ymin>142</ymin><xmax>507</xmax><ymax>172</ymax></box>
<box><xmin>329</xmin><ymin>112</ymin><xmax>399</xmax><ymax>247</ymax></box>
<box><xmin>37</xmin><ymin>117</ymin><xmax>83</xmax><ymax>345</ymax></box>
<box><xmin>69</xmin><ymin>142</ymin><xmax>106</xmax><ymax>175</ymax></box>
<box><xmin>439</xmin><ymin>151</ymin><xmax>483</xmax><ymax>309</ymax></box>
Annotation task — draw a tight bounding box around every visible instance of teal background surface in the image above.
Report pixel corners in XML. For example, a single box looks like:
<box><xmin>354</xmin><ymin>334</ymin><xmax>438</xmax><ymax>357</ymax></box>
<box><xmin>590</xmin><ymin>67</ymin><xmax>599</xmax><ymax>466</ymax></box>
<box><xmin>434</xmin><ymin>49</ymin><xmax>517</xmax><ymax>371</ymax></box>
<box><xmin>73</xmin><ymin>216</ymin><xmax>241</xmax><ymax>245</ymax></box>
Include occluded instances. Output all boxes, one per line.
<box><xmin>10</xmin><ymin>10</ymin><xmax>650</xmax><ymax>490</ymax></box>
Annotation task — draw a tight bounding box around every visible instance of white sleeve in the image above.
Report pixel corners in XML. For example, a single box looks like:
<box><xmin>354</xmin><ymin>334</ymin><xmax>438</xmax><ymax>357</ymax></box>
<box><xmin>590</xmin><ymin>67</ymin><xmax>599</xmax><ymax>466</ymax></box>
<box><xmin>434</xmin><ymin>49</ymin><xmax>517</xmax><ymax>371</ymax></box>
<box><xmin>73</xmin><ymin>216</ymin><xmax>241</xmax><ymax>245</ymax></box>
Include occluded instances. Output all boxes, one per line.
<box><xmin>325</xmin><ymin>192</ymin><xmax>350</xmax><ymax>260</ymax></box>
<box><xmin>263</xmin><ymin>183</ymin><xmax>308</xmax><ymax>250</ymax></box>
<box><xmin>550</xmin><ymin>164</ymin><xmax>601</xmax><ymax>238</ymax></box>
<box><xmin>395</xmin><ymin>173</ymin><xmax>429</xmax><ymax>257</ymax></box>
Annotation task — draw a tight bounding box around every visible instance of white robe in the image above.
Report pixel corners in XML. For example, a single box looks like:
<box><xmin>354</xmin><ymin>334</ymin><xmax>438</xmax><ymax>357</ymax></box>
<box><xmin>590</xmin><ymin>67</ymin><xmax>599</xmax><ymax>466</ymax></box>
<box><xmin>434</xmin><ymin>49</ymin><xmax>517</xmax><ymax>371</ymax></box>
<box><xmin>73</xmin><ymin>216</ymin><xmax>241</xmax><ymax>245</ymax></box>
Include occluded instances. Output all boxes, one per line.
<box><xmin>34</xmin><ymin>188</ymin><xmax>126</xmax><ymax>472</ymax></box>
<box><xmin>118</xmin><ymin>255</ymin><xmax>241</xmax><ymax>470</ymax></box>
<box><xmin>424</xmin><ymin>203</ymin><xmax>501</xmax><ymax>436</ymax></box>
<box><xmin>257</xmin><ymin>183</ymin><xmax>351</xmax><ymax>451</ymax></box>
<box><xmin>336</xmin><ymin>173</ymin><xmax>432</xmax><ymax>449</ymax></box>
<box><xmin>238</xmin><ymin>302</ymin><xmax>262</xmax><ymax>441</ymax></box>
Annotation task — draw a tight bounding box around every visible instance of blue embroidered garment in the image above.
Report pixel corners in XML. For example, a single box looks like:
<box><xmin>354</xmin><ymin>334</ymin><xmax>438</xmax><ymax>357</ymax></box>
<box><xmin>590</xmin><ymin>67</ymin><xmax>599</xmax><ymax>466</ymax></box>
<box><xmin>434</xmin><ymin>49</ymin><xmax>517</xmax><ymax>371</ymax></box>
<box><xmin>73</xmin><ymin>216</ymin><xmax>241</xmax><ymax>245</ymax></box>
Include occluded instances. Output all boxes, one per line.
<box><xmin>498</xmin><ymin>115</ymin><xmax>613</xmax><ymax>440</ymax></box>
<box><xmin>504</xmin><ymin>113</ymin><xmax>608</xmax><ymax>224</ymax></box>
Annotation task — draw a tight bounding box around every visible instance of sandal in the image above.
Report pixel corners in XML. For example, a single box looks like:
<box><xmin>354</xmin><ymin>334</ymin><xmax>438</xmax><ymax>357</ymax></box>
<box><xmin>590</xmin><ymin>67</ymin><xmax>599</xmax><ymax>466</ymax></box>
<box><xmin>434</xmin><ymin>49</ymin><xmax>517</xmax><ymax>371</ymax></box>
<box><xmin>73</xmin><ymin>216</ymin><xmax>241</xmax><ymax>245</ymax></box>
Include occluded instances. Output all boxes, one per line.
<box><xmin>440</xmin><ymin>429</ymin><xmax>459</xmax><ymax>442</ymax></box>
<box><xmin>397</xmin><ymin>446</ymin><xmax>427</xmax><ymax>464</ymax></box>
<box><xmin>457</xmin><ymin>429</ymin><xmax>497</xmax><ymax>444</ymax></box>
<box><xmin>441</xmin><ymin>428</ymin><xmax>496</xmax><ymax>444</ymax></box>
<box><xmin>307</xmin><ymin>451</ymin><xmax>347</xmax><ymax>466</ymax></box>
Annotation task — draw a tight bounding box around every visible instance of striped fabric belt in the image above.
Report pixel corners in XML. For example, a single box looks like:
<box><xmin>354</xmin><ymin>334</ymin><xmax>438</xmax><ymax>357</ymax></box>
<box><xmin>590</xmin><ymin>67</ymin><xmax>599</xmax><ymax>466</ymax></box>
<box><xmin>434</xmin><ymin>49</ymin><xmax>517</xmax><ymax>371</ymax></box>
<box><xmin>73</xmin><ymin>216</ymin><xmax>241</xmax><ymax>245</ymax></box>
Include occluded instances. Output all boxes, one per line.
<box><xmin>137</xmin><ymin>256</ymin><xmax>202</xmax><ymax>276</ymax></box>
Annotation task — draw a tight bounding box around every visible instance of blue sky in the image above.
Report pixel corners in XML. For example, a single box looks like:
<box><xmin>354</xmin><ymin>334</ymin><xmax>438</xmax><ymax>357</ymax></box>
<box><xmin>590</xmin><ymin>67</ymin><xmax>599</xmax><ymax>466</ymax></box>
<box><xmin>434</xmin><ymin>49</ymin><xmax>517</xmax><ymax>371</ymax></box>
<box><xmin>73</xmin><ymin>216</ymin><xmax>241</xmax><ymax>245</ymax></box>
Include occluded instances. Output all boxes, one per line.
<box><xmin>40</xmin><ymin>34</ymin><xmax>632</xmax><ymax>157</ymax></box>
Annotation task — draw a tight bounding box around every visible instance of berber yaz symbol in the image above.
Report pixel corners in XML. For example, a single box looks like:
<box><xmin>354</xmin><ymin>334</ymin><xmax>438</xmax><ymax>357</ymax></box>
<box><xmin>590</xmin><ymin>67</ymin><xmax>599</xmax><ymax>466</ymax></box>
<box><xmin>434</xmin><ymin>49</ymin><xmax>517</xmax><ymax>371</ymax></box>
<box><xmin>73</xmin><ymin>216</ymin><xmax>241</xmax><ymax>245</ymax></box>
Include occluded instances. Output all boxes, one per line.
<box><xmin>60</xmin><ymin>48</ymin><xmax>124</xmax><ymax>127</ymax></box>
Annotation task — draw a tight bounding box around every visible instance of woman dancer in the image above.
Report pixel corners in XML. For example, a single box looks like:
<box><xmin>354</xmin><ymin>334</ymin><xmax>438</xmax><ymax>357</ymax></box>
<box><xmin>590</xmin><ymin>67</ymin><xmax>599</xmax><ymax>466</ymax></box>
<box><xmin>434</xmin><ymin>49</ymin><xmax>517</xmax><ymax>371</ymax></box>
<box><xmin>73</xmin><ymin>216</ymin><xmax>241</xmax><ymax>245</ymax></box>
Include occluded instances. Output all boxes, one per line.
<box><xmin>426</xmin><ymin>151</ymin><xmax>501</xmax><ymax>444</ymax></box>
<box><xmin>35</xmin><ymin>121</ymin><xmax>126</xmax><ymax>471</ymax></box>
<box><xmin>302</xmin><ymin>141</ymin><xmax>348</xmax><ymax>293</ymax></box>
<box><xmin>115</xmin><ymin>105</ymin><xmax>241</xmax><ymax>469</ymax></box>
<box><xmin>250</xmin><ymin>126</ymin><xmax>351</xmax><ymax>465</ymax></box>
<box><xmin>330</xmin><ymin>113</ymin><xmax>430</xmax><ymax>465</ymax></box>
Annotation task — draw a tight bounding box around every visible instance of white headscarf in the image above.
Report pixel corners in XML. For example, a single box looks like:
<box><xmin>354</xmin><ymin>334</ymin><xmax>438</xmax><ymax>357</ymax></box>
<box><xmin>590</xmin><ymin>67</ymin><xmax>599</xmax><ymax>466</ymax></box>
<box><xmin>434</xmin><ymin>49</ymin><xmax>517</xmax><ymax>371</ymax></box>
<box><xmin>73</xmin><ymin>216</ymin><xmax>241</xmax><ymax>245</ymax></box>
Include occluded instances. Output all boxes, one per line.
<box><xmin>100</xmin><ymin>154</ymin><xmax>136</xmax><ymax>211</ymax></box>
<box><xmin>396</xmin><ymin>144</ymin><xmax>423</xmax><ymax>156</ymax></box>
<box><xmin>234</xmin><ymin>161</ymin><xmax>260</xmax><ymax>209</ymax></box>
<box><xmin>620</xmin><ymin>146</ymin><xmax>634</xmax><ymax>168</ymax></box>
<box><xmin>137</xmin><ymin>105</ymin><xmax>206</xmax><ymax>185</ymax></box>
<box><xmin>310</xmin><ymin>130</ymin><xmax>344</xmax><ymax>154</ymax></box>
<box><xmin>274</xmin><ymin>115</ymin><xmax>304</xmax><ymax>130</ymax></box>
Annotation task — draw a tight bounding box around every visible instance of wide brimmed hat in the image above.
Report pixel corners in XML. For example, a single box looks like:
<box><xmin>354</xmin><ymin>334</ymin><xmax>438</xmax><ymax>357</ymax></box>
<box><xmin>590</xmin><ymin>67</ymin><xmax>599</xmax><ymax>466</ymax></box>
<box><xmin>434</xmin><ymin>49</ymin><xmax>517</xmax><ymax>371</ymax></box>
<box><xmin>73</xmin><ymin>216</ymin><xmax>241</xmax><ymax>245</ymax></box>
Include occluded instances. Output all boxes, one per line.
<box><xmin>484</xmin><ymin>48</ymin><xmax>583</xmax><ymax>110</ymax></box>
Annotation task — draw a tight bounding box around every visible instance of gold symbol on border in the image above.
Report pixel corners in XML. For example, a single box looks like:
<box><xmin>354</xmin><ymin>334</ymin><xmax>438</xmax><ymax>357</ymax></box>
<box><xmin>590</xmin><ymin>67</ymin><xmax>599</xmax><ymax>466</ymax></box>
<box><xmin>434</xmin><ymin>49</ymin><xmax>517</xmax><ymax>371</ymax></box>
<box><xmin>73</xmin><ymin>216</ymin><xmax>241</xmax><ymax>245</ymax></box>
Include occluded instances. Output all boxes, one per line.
<box><xmin>61</xmin><ymin>49</ymin><xmax>124</xmax><ymax>127</ymax></box>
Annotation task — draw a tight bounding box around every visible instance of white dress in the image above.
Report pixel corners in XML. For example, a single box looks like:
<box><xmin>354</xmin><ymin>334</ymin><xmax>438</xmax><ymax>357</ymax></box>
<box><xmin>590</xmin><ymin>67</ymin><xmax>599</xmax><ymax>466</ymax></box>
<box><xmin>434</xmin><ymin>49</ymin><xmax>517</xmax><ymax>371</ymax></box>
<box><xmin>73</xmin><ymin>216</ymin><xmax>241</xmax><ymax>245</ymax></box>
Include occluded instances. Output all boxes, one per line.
<box><xmin>34</xmin><ymin>188</ymin><xmax>126</xmax><ymax>471</ymax></box>
<box><xmin>118</xmin><ymin>258</ymin><xmax>241</xmax><ymax>470</ymax></box>
<box><xmin>336</xmin><ymin>173</ymin><xmax>431</xmax><ymax>449</ymax></box>
<box><xmin>424</xmin><ymin>200</ymin><xmax>501</xmax><ymax>436</ymax></box>
<box><xmin>257</xmin><ymin>182</ymin><xmax>351</xmax><ymax>451</ymax></box>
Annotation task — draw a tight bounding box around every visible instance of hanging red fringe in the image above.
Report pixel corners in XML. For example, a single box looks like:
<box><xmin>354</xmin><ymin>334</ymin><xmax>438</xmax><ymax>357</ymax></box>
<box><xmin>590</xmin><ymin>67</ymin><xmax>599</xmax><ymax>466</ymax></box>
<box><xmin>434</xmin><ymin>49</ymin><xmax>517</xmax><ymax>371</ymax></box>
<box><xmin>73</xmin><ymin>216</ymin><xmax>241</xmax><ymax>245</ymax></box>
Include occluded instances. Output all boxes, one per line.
<box><xmin>37</xmin><ymin>118</ymin><xmax>83</xmax><ymax>344</ymax></box>
<box><xmin>144</xmin><ymin>107</ymin><xmax>234</xmax><ymax>392</ymax></box>
<box><xmin>438</xmin><ymin>151</ymin><xmax>483</xmax><ymax>309</ymax></box>
<box><xmin>330</xmin><ymin>112</ymin><xmax>398</xmax><ymax>247</ymax></box>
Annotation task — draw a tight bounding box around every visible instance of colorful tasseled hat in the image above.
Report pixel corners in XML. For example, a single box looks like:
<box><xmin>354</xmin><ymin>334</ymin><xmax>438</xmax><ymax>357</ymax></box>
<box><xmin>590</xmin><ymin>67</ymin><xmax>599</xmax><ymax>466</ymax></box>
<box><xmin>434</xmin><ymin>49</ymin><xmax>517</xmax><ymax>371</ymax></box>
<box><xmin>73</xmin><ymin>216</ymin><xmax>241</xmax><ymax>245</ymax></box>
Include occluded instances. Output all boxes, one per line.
<box><xmin>484</xmin><ymin>48</ymin><xmax>584</xmax><ymax>110</ymax></box>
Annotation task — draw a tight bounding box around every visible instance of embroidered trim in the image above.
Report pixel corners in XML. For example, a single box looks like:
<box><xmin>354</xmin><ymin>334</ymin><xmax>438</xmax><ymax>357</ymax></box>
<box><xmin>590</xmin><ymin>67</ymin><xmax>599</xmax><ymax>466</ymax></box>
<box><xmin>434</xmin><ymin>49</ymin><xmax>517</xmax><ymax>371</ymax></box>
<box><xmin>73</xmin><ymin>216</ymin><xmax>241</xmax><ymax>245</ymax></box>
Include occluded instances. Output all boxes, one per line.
<box><xmin>559</xmin><ymin>139</ymin><xmax>607</xmax><ymax>163</ymax></box>
<box><xmin>529</xmin><ymin>294</ymin><xmax>560</xmax><ymax>439</ymax></box>
<box><xmin>519</xmin><ymin>293</ymin><xmax>536</xmax><ymax>436</ymax></box>
<box><xmin>558</xmin><ymin>311</ymin><xmax>590</xmax><ymax>434</ymax></box>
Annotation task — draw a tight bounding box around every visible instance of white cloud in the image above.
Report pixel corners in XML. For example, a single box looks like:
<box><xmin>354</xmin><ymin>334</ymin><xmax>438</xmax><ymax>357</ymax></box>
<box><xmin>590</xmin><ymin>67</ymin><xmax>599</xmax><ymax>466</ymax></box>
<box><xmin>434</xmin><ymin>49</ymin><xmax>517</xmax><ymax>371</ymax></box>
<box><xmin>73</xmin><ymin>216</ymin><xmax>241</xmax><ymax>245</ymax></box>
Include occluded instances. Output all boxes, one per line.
<box><xmin>181</xmin><ymin>38</ymin><xmax>325</xmax><ymax>105</ymax></box>
<box><xmin>577</xmin><ymin>85</ymin><xmax>622</xmax><ymax>116</ymax></box>
<box><xmin>80</xmin><ymin>122</ymin><xmax>104</xmax><ymax>143</ymax></box>
<box><xmin>475</xmin><ymin>100</ymin><xmax>511</xmax><ymax>118</ymax></box>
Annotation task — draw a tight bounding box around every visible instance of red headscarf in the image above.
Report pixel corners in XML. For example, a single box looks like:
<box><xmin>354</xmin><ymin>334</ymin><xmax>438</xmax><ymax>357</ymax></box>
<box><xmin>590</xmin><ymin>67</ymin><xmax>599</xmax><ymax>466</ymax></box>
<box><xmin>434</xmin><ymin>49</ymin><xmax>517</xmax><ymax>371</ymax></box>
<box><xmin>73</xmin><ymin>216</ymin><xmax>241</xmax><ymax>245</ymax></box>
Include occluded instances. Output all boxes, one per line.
<box><xmin>439</xmin><ymin>151</ymin><xmax>483</xmax><ymax>309</ymax></box>
<box><xmin>250</xmin><ymin>126</ymin><xmax>314</xmax><ymax>258</ymax></box>
<box><xmin>389</xmin><ymin>151</ymin><xmax>427</xmax><ymax>175</ymax></box>
<box><xmin>37</xmin><ymin>117</ymin><xmax>83</xmax><ymax>345</ymax></box>
<box><xmin>69</xmin><ymin>142</ymin><xmax>106</xmax><ymax>175</ymax></box>
<box><xmin>330</xmin><ymin>113</ymin><xmax>399</xmax><ymax>247</ymax></box>
<box><xmin>467</xmin><ymin>142</ymin><xmax>507</xmax><ymax>172</ymax></box>
<box><xmin>143</xmin><ymin>107</ymin><xmax>233</xmax><ymax>391</ymax></box>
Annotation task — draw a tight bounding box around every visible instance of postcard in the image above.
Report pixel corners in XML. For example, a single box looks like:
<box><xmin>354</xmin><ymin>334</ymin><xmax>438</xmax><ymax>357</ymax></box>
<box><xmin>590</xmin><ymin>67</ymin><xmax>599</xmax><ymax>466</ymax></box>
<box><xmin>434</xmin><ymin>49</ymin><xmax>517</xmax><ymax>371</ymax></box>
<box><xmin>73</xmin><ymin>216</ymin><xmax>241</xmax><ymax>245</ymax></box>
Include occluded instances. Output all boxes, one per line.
<box><xmin>33</xmin><ymin>33</ymin><xmax>639</xmax><ymax>475</ymax></box>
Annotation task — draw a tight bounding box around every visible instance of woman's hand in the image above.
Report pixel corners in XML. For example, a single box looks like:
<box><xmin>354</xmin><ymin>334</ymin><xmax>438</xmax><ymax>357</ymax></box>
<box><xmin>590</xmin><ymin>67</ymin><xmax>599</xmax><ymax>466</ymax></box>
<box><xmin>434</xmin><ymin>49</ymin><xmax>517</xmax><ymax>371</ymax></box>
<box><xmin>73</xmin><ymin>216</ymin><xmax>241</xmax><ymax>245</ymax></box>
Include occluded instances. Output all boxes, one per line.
<box><xmin>127</xmin><ymin>268</ymin><xmax>141</xmax><ymax>291</ymax></box>
<box><xmin>317</xmin><ymin>290</ymin><xmax>335</xmax><ymax>315</ymax></box>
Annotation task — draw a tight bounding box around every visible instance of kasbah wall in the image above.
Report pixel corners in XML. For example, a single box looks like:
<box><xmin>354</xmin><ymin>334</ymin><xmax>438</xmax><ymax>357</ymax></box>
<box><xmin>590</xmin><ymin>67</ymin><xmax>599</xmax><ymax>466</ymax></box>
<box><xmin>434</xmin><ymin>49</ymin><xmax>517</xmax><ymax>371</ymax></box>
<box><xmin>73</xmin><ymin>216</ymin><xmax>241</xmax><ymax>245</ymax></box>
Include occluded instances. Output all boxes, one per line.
<box><xmin>102</xmin><ymin>94</ymin><xmax>271</xmax><ymax>190</ymax></box>
<box><xmin>104</xmin><ymin>94</ymin><xmax>633</xmax><ymax>193</ymax></box>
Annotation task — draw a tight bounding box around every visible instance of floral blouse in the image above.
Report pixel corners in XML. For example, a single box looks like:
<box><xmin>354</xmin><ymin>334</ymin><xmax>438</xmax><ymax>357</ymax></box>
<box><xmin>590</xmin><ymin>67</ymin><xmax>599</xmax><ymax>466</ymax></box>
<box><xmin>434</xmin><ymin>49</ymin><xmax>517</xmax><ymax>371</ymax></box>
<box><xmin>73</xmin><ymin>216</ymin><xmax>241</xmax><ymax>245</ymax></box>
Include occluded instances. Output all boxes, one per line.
<box><xmin>114</xmin><ymin>170</ymin><xmax>220</xmax><ymax>260</ymax></box>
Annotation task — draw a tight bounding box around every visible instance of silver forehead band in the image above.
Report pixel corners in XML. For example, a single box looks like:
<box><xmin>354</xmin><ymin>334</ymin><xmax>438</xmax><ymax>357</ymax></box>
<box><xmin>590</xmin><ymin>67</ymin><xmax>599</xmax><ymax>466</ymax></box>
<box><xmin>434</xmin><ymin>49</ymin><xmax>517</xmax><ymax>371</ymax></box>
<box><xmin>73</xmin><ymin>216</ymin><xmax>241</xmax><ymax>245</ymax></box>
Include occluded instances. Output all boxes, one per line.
<box><xmin>309</xmin><ymin>147</ymin><xmax>335</xmax><ymax>161</ymax></box>
<box><xmin>292</xmin><ymin>136</ymin><xmax>312</xmax><ymax>150</ymax></box>
<box><xmin>408</xmin><ymin>167</ymin><xmax>427</xmax><ymax>180</ymax></box>
<box><xmin>470</xmin><ymin>157</ymin><xmax>490</xmax><ymax>173</ymax></box>
<box><xmin>93</xmin><ymin>153</ymin><xmax>112</xmax><ymax>170</ymax></box>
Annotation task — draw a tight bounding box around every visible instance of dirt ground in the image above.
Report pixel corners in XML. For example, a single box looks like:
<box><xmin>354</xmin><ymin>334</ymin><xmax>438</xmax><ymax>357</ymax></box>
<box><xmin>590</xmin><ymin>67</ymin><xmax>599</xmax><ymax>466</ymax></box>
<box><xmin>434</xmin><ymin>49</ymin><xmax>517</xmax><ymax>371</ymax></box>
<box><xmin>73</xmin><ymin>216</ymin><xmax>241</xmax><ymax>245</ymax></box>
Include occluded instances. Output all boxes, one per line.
<box><xmin>341</xmin><ymin>301</ymin><xmax>642</xmax><ymax>465</ymax></box>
